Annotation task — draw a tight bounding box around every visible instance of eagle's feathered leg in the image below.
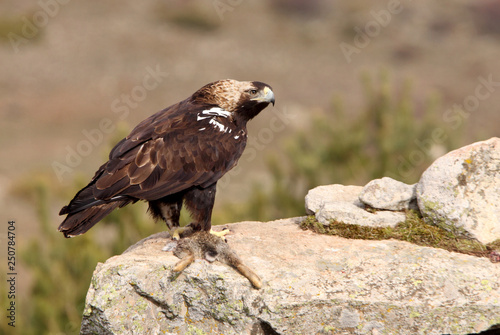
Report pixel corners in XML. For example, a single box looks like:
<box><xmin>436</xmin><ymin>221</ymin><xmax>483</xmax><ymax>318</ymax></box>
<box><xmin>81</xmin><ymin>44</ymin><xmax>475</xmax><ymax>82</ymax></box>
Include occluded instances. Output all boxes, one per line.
<box><xmin>149</xmin><ymin>188</ymin><xmax>227</xmax><ymax>240</ymax></box>
<box><xmin>184</xmin><ymin>184</ymin><xmax>216</xmax><ymax>232</ymax></box>
<box><xmin>148</xmin><ymin>194</ymin><xmax>189</xmax><ymax>240</ymax></box>
<box><xmin>183</xmin><ymin>183</ymin><xmax>228</xmax><ymax>240</ymax></box>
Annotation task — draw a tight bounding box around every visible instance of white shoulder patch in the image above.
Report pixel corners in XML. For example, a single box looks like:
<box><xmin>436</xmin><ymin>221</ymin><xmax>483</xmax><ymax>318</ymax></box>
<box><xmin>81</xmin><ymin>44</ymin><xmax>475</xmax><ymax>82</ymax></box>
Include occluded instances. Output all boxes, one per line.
<box><xmin>197</xmin><ymin>107</ymin><xmax>233</xmax><ymax>133</ymax></box>
<box><xmin>209</xmin><ymin>119</ymin><xmax>231</xmax><ymax>133</ymax></box>
<box><xmin>197</xmin><ymin>107</ymin><xmax>231</xmax><ymax>121</ymax></box>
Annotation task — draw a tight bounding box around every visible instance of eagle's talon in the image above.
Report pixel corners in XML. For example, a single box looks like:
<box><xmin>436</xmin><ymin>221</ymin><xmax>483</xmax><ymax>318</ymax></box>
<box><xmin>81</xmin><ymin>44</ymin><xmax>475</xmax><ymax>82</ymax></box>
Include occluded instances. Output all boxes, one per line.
<box><xmin>167</xmin><ymin>226</ymin><xmax>196</xmax><ymax>240</ymax></box>
<box><xmin>210</xmin><ymin>228</ymin><xmax>231</xmax><ymax>242</ymax></box>
<box><xmin>168</xmin><ymin>227</ymin><xmax>187</xmax><ymax>241</ymax></box>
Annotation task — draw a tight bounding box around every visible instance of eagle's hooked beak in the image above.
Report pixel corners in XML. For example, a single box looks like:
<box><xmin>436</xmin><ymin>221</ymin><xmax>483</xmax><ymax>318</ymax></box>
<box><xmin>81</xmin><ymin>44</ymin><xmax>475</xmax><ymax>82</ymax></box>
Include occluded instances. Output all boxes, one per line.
<box><xmin>252</xmin><ymin>86</ymin><xmax>275</xmax><ymax>106</ymax></box>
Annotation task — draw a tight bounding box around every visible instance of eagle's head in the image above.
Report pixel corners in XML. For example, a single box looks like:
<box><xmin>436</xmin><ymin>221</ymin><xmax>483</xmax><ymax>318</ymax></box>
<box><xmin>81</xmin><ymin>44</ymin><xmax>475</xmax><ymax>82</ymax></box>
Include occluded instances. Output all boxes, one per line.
<box><xmin>191</xmin><ymin>79</ymin><xmax>275</xmax><ymax>123</ymax></box>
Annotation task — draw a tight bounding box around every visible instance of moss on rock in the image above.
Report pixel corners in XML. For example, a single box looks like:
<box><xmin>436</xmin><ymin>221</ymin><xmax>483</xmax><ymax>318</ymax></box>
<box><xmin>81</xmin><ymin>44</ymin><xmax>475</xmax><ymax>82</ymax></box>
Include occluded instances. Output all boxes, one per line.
<box><xmin>300</xmin><ymin>210</ymin><xmax>495</xmax><ymax>259</ymax></box>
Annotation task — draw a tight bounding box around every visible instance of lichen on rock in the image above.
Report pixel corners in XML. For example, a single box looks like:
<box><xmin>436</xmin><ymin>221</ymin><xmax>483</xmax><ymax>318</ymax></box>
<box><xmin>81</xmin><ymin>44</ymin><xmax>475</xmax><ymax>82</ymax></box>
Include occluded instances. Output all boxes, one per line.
<box><xmin>417</xmin><ymin>137</ymin><xmax>500</xmax><ymax>244</ymax></box>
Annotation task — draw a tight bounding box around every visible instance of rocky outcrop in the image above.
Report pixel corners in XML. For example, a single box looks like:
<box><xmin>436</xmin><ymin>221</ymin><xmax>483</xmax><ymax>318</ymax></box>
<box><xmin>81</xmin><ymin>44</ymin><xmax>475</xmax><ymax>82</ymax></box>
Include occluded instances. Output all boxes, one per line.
<box><xmin>416</xmin><ymin>137</ymin><xmax>500</xmax><ymax>244</ymax></box>
<box><xmin>305</xmin><ymin>184</ymin><xmax>405</xmax><ymax>228</ymax></box>
<box><xmin>81</xmin><ymin>218</ymin><xmax>500</xmax><ymax>335</ymax></box>
<box><xmin>306</xmin><ymin>138</ymin><xmax>500</xmax><ymax>245</ymax></box>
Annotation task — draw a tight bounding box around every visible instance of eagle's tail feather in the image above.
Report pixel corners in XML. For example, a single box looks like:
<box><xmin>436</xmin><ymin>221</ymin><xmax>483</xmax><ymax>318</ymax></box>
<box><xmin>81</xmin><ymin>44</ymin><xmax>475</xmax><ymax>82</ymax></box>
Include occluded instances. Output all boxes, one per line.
<box><xmin>59</xmin><ymin>185</ymin><xmax>99</xmax><ymax>216</ymax></box>
<box><xmin>58</xmin><ymin>201</ymin><xmax>125</xmax><ymax>238</ymax></box>
<box><xmin>59</xmin><ymin>178</ymin><xmax>137</xmax><ymax>237</ymax></box>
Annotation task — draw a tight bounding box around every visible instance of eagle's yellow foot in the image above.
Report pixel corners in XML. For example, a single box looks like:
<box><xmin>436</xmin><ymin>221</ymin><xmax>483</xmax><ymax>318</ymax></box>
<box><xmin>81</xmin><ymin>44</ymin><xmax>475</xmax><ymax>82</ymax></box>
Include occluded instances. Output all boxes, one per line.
<box><xmin>168</xmin><ymin>227</ymin><xmax>188</xmax><ymax>240</ymax></box>
<box><xmin>210</xmin><ymin>228</ymin><xmax>230</xmax><ymax>241</ymax></box>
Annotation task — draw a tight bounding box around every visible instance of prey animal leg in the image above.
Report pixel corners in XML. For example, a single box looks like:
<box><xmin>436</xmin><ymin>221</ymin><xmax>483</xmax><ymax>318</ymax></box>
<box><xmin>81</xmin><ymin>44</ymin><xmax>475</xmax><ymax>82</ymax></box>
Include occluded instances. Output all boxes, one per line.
<box><xmin>234</xmin><ymin>263</ymin><xmax>262</xmax><ymax>289</ymax></box>
<box><xmin>168</xmin><ymin>231</ymin><xmax>262</xmax><ymax>289</ymax></box>
<box><xmin>173</xmin><ymin>252</ymin><xmax>195</xmax><ymax>272</ymax></box>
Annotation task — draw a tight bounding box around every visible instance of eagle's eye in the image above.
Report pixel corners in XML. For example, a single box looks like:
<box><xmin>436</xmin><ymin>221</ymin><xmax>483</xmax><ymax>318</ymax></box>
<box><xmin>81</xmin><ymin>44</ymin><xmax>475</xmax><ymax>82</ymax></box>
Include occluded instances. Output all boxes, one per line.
<box><xmin>249</xmin><ymin>89</ymin><xmax>258</xmax><ymax>95</ymax></box>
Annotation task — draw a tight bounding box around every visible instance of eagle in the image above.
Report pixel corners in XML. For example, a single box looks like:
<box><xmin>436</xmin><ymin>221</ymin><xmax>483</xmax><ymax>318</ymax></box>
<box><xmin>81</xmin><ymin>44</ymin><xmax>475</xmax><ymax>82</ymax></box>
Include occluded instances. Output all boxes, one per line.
<box><xmin>58</xmin><ymin>79</ymin><xmax>275</xmax><ymax>239</ymax></box>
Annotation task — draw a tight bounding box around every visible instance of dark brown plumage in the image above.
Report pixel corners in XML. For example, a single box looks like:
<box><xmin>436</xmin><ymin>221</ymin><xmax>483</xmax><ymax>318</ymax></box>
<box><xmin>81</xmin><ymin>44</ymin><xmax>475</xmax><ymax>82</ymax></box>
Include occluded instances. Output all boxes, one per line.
<box><xmin>58</xmin><ymin>79</ymin><xmax>275</xmax><ymax>238</ymax></box>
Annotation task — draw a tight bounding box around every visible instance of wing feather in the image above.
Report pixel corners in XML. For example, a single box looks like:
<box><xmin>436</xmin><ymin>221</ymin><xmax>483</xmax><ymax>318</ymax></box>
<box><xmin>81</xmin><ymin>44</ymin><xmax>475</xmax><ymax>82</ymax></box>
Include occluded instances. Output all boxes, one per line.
<box><xmin>141</xmin><ymin>165</ymin><xmax>163</xmax><ymax>190</ymax></box>
<box><xmin>129</xmin><ymin>161</ymin><xmax>156</xmax><ymax>185</ymax></box>
<box><xmin>94</xmin><ymin>175</ymin><xmax>131</xmax><ymax>200</ymax></box>
<box><xmin>134</xmin><ymin>144</ymin><xmax>150</xmax><ymax>167</ymax></box>
<box><xmin>96</xmin><ymin>167</ymin><xmax>128</xmax><ymax>190</ymax></box>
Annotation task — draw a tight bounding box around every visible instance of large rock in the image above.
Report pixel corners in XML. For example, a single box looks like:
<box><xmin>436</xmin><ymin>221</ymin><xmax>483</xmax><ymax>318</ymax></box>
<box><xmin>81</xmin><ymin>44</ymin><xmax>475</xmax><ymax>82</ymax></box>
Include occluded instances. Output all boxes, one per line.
<box><xmin>359</xmin><ymin>177</ymin><xmax>417</xmax><ymax>211</ymax></box>
<box><xmin>305</xmin><ymin>184</ymin><xmax>405</xmax><ymax>228</ymax></box>
<box><xmin>81</xmin><ymin>218</ymin><xmax>500</xmax><ymax>335</ymax></box>
<box><xmin>417</xmin><ymin>137</ymin><xmax>500</xmax><ymax>244</ymax></box>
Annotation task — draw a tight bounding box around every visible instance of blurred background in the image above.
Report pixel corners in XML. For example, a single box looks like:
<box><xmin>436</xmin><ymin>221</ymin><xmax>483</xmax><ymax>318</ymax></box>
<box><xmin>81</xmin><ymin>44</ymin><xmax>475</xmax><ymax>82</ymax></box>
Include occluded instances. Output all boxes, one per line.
<box><xmin>1</xmin><ymin>0</ymin><xmax>499</xmax><ymax>333</ymax></box>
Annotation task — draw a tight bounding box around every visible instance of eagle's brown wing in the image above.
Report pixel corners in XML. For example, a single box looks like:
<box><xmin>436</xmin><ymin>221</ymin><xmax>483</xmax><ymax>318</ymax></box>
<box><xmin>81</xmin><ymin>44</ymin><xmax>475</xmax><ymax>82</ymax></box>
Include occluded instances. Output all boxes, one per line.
<box><xmin>94</xmin><ymin>115</ymin><xmax>240</xmax><ymax>200</ymax></box>
<box><xmin>58</xmin><ymin>99</ymin><xmax>245</xmax><ymax>236</ymax></box>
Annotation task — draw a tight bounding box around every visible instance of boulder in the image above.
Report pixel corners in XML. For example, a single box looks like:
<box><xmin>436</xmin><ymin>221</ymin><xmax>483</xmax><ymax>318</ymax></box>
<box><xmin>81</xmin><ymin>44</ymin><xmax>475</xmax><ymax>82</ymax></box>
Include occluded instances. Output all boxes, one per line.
<box><xmin>305</xmin><ymin>184</ymin><xmax>362</xmax><ymax>215</ymax></box>
<box><xmin>305</xmin><ymin>184</ymin><xmax>405</xmax><ymax>228</ymax></box>
<box><xmin>81</xmin><ymin>218</ymin><xmax>500</xmax><ymax>335</ymax></box>
<box><xmin>417</xmin><ymin>137</ymin><xmax>500</xmax><ymax>244</ymax></box>
<box><xmin>359</xmin><ymin>177</ymin><xmax>417</xmax><ymax>211</ymax></box>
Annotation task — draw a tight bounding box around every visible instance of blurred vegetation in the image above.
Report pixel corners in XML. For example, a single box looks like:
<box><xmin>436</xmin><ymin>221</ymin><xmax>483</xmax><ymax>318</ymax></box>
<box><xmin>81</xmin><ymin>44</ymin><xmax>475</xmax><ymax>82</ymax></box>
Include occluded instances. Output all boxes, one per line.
<box><xmin>0</xmin><ymin>16</ymin><xmax>24</xmax><ymax>42</ymax></box>
<box><xmin>3</xmin><ymin>170</ymin><xmax>167</xmax><ymax>335</ymax></box>
<box><xmin>153</xmin><ymin>2</ymin><xmax>220</xmax><ymax>31</ymax></box>
<box><xmin>0</xmin><ymin>13</ymin><xmax>44</xmax><ymax>44</ymax></box>
<box><xmin>5</xmin><ymin>72</ymin><xmax>465</xmax><ymax>334</ymax></box>
<box><xmin>217</xmin><ymin>71</ymin><xmax>460</xmax><ymax>222</ymax></box>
